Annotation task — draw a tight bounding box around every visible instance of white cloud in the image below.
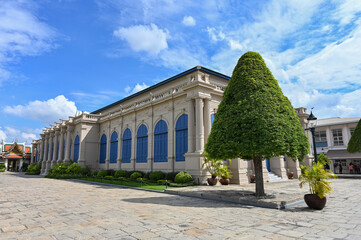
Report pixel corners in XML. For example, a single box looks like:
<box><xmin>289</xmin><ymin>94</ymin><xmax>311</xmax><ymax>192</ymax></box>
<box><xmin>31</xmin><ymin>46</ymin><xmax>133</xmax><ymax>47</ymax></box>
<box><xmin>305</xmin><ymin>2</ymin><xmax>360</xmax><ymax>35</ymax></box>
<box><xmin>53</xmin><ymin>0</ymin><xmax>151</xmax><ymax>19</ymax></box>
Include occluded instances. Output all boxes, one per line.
<box><xmin>0</xmin><ymin>126</ymin><xmax>41</xmax><ymax>143</ymax></box>
<box><xmin>333</xmin><ymin>0</ymin><xmax>361</xmax><ymax>25</ymax></box>
<box><xmin>182</xmin><ymin>16</ymin><xmax>196</xmax><ymax>26</ymax></box>
<box><xmin>3</xmin><ymin>95</ymin><xmax>77</xmax><ymax>124</ymax></box>
<box><xmin>0</xmin><ymin>0</ymin><xmax>57</xmax><ymax>85</ymax></box>
<box><xmin>113</xmin><ymin>23</ymin><xmax>168</xmax><ymax>55</ymax></box>
<box><xmin>125</xmin><ymin>83</ymin><xmax>149</xmax><ymax>95</ymax></box>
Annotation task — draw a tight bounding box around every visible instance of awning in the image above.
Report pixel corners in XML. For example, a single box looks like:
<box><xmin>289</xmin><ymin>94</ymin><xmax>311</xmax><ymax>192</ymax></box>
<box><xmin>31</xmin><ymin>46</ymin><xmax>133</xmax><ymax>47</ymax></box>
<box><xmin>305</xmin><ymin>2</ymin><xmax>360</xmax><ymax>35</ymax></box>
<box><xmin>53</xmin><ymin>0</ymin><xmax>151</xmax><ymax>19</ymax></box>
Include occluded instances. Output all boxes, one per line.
<box><xmin>326</xmin><ymin>150</ymin><xmax>361</xmax><ymax>159</ymax></box>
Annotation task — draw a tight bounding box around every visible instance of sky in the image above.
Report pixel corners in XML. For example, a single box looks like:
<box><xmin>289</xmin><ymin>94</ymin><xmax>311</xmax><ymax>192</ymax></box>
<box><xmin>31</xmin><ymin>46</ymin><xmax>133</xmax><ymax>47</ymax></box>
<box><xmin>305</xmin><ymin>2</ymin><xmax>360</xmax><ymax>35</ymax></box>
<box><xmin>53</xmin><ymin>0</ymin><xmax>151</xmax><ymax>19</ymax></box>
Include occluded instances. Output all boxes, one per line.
<box><xmin>1</xmin><ymin>0</ymin><xmax>361</xmax><ymax>144</ymax></box>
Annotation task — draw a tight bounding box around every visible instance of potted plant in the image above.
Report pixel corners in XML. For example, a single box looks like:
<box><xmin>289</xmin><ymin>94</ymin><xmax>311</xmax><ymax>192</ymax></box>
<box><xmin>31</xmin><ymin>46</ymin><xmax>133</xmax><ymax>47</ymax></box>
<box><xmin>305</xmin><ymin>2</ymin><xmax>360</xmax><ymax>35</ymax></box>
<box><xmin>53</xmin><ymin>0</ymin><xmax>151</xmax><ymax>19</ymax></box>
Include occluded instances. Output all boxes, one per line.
<box><xmin>299</xmin><ymin>162</ymin><xmax>337</xmax><ymax>210</ymax></box>
<box><xmin>287</xmin><ymin>168</ymin><xmax>294</xmax><ymax>179</ymax></box>
<box><xmin>202</xmin><ymin>153</ymin><xmax>223</xmax><ymax>186</ymax></box>
<box><xmin>219</xmin><ymin>165</ymin><xmax>232</xmax><ymax>185</ymax></box>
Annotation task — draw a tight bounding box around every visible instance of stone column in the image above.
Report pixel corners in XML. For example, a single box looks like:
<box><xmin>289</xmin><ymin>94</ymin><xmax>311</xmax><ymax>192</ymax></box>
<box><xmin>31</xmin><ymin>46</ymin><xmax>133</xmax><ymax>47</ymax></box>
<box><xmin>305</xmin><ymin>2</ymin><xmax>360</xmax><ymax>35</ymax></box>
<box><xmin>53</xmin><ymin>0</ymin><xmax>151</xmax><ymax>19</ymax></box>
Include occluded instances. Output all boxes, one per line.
<box><xmin>270</xmin><ymin>156</ymin><xmax>287</xmax><ymax>179</ymax></box>
<box><xmin>203</xmin><ymin>98</ymin><xmax>211</xmax><ymax>143</ymax></box>
<box><xmin>195</xmin><ymin>98</ymin><xmax>204</xmax><ymax>152</ymax></box>
<box><xmin>45</xmin><ymin>132</ymin><xmax>54</xmax><ymax>173</ymax></box>
<box><xmin>78</xmin><ymin>129</ymin><xmax>86</xmax><ymax>167</ymax></box>
<box><xmin>286</xmin><ymin>157</ymin><xmax>301</xmax><ymax>178</ymax></box>
<box><xmin>39</xmin><ymin>136</ymin><xmax>44</xmax><ymax>162</ymax></box>
<box><xmin>4</xmin><ymin>159</ymin><xmax>8</xmax><ymax>172</ymax></box>
<box><xmin>52</xmin><ymin>131</ymin><xmax>60</xmax><ymax>167</ymax></box>
<box><xmin>58</xmin><ymin>129</ymin><xmax>65</xmax><ymax>163</ymax></box>
<box><xmin>30</xmin><ymin>143</ymin><xmax>35</xmax><ymax>164</ymax></box>
<box><xmin>42</xmin><ymin>135</ymin><xmax>49</xmax><ymax>174</ymax></box>
<box><xmin>187</xmin><ymin>99</ymin><xmax>195</xmax><ymax>153</ymax></box>
<box><xmin>63</xmin><ymin>126</ymin><xmax>74</xmax><ymax>164</ymax></box>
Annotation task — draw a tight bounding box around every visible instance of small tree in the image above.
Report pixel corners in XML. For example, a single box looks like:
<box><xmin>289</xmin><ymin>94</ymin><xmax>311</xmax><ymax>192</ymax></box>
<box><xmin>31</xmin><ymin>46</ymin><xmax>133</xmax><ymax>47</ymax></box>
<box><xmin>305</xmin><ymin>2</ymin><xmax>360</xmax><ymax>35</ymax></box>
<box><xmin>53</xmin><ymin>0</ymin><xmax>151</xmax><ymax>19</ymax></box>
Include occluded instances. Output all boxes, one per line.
<box><xmin>205</xmin><ymin>51</ymin><xmax>309</xmax><ymax>197</ymax></box>
<box><xmin>347</xmin><ymin>119</ymin><xmax>361</xmax><ymax>153</ymax></box>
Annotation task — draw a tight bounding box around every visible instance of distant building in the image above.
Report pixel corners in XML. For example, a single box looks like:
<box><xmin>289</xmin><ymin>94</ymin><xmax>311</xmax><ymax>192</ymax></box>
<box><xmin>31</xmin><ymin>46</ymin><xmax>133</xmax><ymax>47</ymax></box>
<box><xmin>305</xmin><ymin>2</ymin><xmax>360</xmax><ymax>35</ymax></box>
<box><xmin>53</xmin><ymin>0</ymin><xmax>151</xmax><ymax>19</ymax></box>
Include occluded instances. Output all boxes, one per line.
<box><xmin>0</xmin><ymin>141</ymin><xmax>33</xmax><ymax>171</ymax></box>
<box><xmin>312</xmin><ymin>117</ymin><xmax>361</xmax><ymax>173</ymax></box>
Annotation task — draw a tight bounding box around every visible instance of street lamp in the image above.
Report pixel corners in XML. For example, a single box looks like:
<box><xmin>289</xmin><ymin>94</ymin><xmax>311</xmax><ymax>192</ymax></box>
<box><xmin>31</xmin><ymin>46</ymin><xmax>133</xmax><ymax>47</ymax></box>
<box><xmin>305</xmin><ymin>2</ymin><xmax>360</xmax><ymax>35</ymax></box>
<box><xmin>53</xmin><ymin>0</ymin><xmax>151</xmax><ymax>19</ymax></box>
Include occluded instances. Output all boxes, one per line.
<box><xmin>307</xmin><ymin>110</ymin><xmax>318</xmax><ymax>164</ymax></box>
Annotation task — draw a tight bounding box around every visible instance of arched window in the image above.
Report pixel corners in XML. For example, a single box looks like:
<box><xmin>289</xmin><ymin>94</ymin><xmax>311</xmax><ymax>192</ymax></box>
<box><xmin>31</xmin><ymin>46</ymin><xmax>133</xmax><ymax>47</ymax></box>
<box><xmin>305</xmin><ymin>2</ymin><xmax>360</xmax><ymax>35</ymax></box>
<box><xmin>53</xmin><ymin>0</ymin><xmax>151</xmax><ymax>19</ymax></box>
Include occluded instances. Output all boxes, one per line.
<box><xmin>211</xmin><ymin>113</ymin><xmax>216</xmax><ymax>126</ymax></box>
<box><xmin>137</xmin><ymin>125</ymin><xmax>148</xmax><ymax>163</ymax></box>
<box><xmin>99</xmin><ymin>134</ymin><xmax>107</xmax><ymax>164</ymax></box>
<box><xmin>73</xmin><ymin>135</ymin><xmax>80</xmax><ymax>163</ymax></box>
<box><xmin>122</xmin><ymin>129</ymin><xmax>132</xmax><ymax>163</ymax></box>
<box><xmin>110</xmin><ymin>131</ymin><xmax>118</xmax><ymax>164</ymax></box>
<box><xmin>154</xmin><ymin>120</ymin><xmax>168</xmax><ymax>162</ymax></box>
<box><xmin>176</xmin><ymin>114</ymin><xmax>188</xmax><ymax>162</ymax></box>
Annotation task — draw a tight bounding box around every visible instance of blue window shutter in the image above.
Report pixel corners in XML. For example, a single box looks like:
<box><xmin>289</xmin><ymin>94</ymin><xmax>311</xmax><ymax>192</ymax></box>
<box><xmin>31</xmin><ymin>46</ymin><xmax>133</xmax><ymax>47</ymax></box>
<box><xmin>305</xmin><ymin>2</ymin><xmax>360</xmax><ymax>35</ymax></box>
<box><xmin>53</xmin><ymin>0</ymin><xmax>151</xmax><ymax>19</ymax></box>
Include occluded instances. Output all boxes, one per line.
<box><xmin>175</xmin><ymin>114</ymin><xmax>188</xmax><ymax>161</ymax></box>
<box><xmin>136</xmin><ymin>125</ymin><xmax>148</xmax><ymax>163</ymax></box>
<box><xmin>211</xmin><ymin>113</ymin><xmax>216</xmax><ymax>126</ymax></box>
<box><xmin>110</xmin><ymin>131</ymin><xmax>118</xmax><ymax>163</ymax></box>
<box><xmin>73</xmin><ymin>135</ymin><xmax>80</xmax><ymax>163</ymax></box>
<box><xmin>99</xmin><ymin>134</ymin><xmax>107</xmax><ymax>164</ymax></box>
<box><xmin>122</xmin><ymin>129</ymin><xmax>132</xmax><ymax>163</ymax></box>
<box><xmin>154</xmin><ymin>120</ymin><xmax>168</xmax><ymax>162</ymax></box>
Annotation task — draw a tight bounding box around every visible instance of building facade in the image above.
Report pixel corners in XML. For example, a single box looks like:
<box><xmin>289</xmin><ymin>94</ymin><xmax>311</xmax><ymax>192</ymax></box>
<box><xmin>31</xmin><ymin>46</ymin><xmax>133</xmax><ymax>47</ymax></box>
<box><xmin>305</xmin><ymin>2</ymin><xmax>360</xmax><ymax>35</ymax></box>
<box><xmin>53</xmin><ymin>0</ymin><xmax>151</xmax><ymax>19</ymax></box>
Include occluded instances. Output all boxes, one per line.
<box><xmin>33</xmin><ymin>66</ymin><xmax>312</xmax><ymax>184</ymax></box>
<box><xmin>312</xmin><ymin>117</ymin><xmax>361</xmax><ymax>174</ymax></box>
<box><xmin>1</xmin><ymin>141</ymin><xmax>32</xmax><ymax>171</ymax></box>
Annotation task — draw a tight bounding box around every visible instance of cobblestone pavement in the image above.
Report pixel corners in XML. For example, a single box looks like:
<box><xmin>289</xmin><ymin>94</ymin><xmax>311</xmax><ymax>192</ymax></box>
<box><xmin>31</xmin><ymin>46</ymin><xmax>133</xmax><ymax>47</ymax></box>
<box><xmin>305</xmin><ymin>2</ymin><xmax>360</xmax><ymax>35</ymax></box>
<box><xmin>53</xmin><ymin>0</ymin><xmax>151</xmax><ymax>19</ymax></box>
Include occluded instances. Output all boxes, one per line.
<box><xmin>0</xmin><ymin>172</ymin><xmax>360</xmax><ymax>240</ymax></box>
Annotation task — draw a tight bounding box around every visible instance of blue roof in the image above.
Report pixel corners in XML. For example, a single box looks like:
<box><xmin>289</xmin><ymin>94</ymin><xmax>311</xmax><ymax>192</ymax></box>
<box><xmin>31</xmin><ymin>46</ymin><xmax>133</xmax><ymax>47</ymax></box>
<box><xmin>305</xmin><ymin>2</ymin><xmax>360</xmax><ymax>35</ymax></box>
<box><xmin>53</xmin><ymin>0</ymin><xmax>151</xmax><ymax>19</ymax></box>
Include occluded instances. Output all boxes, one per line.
<box><xmin>91</xmin><ymin>66</ymin><xmax>230</xmax><ymax>114</ymax></box>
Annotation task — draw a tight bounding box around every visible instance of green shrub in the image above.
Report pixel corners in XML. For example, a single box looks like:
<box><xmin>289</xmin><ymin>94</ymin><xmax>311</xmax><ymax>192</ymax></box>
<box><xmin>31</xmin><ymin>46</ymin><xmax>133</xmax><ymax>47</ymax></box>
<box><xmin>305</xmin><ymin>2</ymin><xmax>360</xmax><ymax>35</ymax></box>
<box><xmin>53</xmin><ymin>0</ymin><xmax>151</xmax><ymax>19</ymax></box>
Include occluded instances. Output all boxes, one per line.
<box><xmin>115</xmin><ymin>170</ymin><xmax>127</xmax><ymax>178</ymax></box>
<box><xmin>165</xmin><ymin>172</ymin><xmax>179</xmax><ymax>182</ymax></box>
<box><xmin>157</xmin><ymin>179</ymin><xmax>168</xmax><ymax>184</ymax></box>
<box><xmin>26</xmin><ymin>163</ymin><xmax>41</xmax><ymax>175</ymax></box>
<box><xmin>49</xmin><ymin>163</ymin><xmax>68</xmax><ymax>175</ymax></box>
<box><xmin>130</xmin><ymin>171</ymin><xmax>142</xmax><ymax>179</ymax></box>
<box><xmin>92</xmin><ymin>171</ymin><xmax>99</xmax><ymax>177</ymax></box>
<box><xmin>81</xmin><ymin>167</ymin><xmax>91</xmax><ymax>176</ymax></box>
<box><xmin>106</xmin><ymin>169</ymin><xmax>115</xmax><ymax>176</ymax></box>
<box><xmin>149</xmin><ymin>171</ymin><xmax>165</xmax><ymax>181</ymax></box>
<box><xmin>21</xmin><ymin>163</ymin><xmax>29</xmax><ymax>171</ymax></box>
<box><xmin>104</xmin><ymin>176</ymin><xmax>113</xmax><ymax>180</ymax></box>
<box><xmin>0</xmin><ymin>164</ymin><xmax>5</xmax><ymax>170</ymax></box>
<box><xmin>0</xmin><ymin>168</ymin><xmax>5</xmax><ymax>172</ymax></box>
<box><xmin>97</xmin><ymin>170</ymin><xmax>108</xmax><ymax>178</ymax></box>
<box><xmin>125</xmin><ymin>171</ymin><xmax>135</xmax><ymax>178</ymax></box>
<box><xmin>66</xmin><ymin>163</ymin><xmax>82</xmax><ymax>175</ymax></box>
<box><xmin>174</xmin><ymin>171</ymin><xmax>193</xmax><ymax>183</ymax></box>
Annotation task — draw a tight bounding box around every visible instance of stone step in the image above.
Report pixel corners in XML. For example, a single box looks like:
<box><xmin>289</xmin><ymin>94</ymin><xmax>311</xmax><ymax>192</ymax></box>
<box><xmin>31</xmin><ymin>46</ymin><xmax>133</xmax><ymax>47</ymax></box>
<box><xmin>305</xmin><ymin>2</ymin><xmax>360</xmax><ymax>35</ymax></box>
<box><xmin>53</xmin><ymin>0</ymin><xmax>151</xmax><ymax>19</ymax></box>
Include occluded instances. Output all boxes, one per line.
<box><xmin>267</xmin><ymin>172</ymin><xmax>285</xmax><ymax>182</ymax></box>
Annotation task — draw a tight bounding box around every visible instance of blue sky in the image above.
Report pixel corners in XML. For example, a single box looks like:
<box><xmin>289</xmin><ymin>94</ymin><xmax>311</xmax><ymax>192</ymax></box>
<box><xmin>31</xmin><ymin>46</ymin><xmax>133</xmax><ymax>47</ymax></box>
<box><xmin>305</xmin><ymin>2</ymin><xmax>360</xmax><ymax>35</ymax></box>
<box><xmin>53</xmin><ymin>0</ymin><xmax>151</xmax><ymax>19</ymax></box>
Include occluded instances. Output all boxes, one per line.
<box><xmin>1</xmin><ymin>0</ymin><xmax>361</xmax><ymax>143</ymax></box>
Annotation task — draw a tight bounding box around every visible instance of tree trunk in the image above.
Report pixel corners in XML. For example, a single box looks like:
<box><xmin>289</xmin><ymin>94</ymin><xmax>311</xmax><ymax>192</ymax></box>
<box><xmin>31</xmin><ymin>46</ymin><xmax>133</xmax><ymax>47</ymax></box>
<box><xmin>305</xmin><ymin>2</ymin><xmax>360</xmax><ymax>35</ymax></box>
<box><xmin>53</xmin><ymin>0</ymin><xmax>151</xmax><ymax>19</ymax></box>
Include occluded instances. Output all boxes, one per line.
<box><xmin>253</xmin><ymin>156</ymin><xmax>265</xmax><ymax>197</ymax></box>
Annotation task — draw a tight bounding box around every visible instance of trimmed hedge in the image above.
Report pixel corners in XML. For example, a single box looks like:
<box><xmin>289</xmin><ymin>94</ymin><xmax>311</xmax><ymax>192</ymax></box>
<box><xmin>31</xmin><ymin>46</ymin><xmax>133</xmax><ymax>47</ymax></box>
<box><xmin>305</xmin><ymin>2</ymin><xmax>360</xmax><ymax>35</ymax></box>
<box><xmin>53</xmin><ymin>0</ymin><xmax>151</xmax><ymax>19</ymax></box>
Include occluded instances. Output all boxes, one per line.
<box><xmin>115</xmin><ymin>170</ymin><xmax>127</xmax><ymax>178</ymax></box>
<box><xmin>149</xmin><ymin>171</ymin><xmax>165</xmax><ymax>181</ymax></box>
<box><xmin>130</xmin><ymin>171</ymin><xmax>142</xmax><ymax>179</ymax></box>
<box><xmin>174</xmin><ymin>171</ymin><xmax>193</xmax><ymax>183</ymax></box>
<box><xmin>26</xmin><ymin>163</ymin><xmax>41</xmax><ymax>175</ymax></box>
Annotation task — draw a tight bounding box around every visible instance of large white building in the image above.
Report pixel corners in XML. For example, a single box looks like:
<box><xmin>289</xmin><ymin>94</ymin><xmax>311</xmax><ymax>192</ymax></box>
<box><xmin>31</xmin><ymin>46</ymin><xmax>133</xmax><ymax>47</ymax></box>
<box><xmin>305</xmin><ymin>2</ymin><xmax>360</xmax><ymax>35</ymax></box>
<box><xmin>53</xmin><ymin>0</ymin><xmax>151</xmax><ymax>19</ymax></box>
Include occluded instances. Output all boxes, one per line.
<box><xmin>32</xmin><ymin>66</ymin><xmax>313</xmax><ymax>184</ymax></box>
<box><xmin>312</xmin><ymin>117</ymin><xmax>361</xmax><ymax>173</ymax></box>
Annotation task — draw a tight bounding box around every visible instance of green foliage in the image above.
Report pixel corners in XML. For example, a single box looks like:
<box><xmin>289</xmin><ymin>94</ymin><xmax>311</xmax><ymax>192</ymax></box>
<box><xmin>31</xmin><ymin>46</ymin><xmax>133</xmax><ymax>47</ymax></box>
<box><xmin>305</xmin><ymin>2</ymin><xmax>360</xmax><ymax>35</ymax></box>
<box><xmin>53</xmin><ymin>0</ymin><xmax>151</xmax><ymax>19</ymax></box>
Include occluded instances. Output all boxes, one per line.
<box><xmin>149</xmin><ymin>171</ymin><xmax>165</xmax><ymax>181</ymax></box>
<box><xmin>114</xmin><ymin>170</ymin><xmax>127</xmax><ymax>178</ymax></box>
<box><xmin>104</xmin><ymin>176</ymin><xmax>113</xmax><ymax>180</ymax></box>
<box><xmin>0</xmin><ymin>168</ymin><xmax>5</xmax><ymax>172</ymax></box>
<box><xmin>91</xmin><ymin>171</ymin><xmax>99</xmax><ymax>177</ymax></box>
<box><xmin>299</xmin><ymin>162</ymin><xmax>337</xmax><ymax>198</ymax></box>
<box><xmin>97</xmin><ymin>170</ymin><xmax>108</xmax><ymax>178</ymax></box>
<box><xmin>106</xmin><ymin>169</ymin><xmax>116</xmax><ymax>176</ymax></box>
<box><xmin>66</xmin><ymin>163</ymin><xmax>82</xmax><ymax>175</ymax></box>
<box><xmin>347</xmin><ymin>119</ymin><xmax>361</xmax><ymax>153</ymax></box>
<box><xmin>220</xmin><ymin>165</ymin><xmax>232</xmax><ymax>179</ymax></box>
<box><xmin>0</xmin><ymin>163</ymin><xmax>5</xmax><ymax>170</ymax></box>
<box><xmin>130</xmin><ymin>171</ymin><xmax>142</xmax><ymax>179</ymax></box>
<box><xmin>22</xmin><ymin>163</ymin><xmax>29</xmax><ymax>171</ymax></box>
<box><xmin>205</xmin><ymin>51</ymin><xmax>309</xmax><ymax>161</ymax></box>
<box><xmin>318</xmin><ymin>154</ymin><xmax>331</xmax><ymax>166</ymax></box>
<box><xmin>202</xmin><ymin>152</ymin><xmax>223</xmax><ymax>178</ymax></box>
<box><xmin>174</xmin><ymin>171</ymin><xmax>193</xmax><ymax>183</ymax></box>
<box><xmin>165</xmin><ymin>172</ymin><xmax>179</xmax><ymax>182</ymax></box>
<box><xmin>49</xmin><ymin>163</ymin><xmax>68</xmax><ymax>175</ymax></box>
<box><xmin>26</xmin><ymin>163</ymin><xmax>41</xmax><ymax>175</ymax></box>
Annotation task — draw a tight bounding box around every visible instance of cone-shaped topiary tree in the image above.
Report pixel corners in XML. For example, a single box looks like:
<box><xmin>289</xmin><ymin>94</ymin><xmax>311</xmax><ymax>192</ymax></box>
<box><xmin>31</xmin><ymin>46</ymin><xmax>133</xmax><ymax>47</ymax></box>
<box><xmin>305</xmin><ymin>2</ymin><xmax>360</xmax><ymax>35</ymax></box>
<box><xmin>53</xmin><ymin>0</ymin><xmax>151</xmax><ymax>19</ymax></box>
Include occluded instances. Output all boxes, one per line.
<box><xmin>347</xmin><ymin>119</ymin><xmax>361</xmax><ymax>153</ymax></box>
<box><xmin>205</xmin><ymin>51</ymin><xmax>310</xmax><ymax>197</ymax></box>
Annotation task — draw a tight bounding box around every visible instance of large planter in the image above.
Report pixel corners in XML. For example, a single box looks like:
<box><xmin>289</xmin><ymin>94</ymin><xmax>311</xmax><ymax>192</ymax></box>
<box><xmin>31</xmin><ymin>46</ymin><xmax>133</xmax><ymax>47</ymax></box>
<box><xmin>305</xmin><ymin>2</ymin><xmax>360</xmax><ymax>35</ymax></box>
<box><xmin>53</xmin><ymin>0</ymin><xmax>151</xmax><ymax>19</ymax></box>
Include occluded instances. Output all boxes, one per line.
<box><xmin>207</xmin><ymin>177</ymin><xmax>218</xmax><ymax>186</ymax></box>
<box><xmin>219</xmin><ymin>178</ymin><xmax>230</xmax><ymax>185</ymax></box>
<box><xmin>250</xmin><ymin>174</ymin><xmax>256</xmax><ymax>183</ymax></box>
<box><xmin>304</xmin><ymin>194</ymin><xmax>327</xmax><ymax>210</ymax></box>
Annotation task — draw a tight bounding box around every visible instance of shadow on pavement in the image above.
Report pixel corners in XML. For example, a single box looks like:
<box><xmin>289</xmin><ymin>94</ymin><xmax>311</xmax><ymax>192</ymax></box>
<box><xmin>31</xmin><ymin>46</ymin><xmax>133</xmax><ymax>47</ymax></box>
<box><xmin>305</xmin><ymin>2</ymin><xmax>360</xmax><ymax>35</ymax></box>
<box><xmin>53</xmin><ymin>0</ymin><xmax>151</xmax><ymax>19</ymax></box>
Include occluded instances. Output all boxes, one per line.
<box><xmin>2</xmin><ymin>172</ymin><xmax>44</xmax><ymax>178</ymax></box>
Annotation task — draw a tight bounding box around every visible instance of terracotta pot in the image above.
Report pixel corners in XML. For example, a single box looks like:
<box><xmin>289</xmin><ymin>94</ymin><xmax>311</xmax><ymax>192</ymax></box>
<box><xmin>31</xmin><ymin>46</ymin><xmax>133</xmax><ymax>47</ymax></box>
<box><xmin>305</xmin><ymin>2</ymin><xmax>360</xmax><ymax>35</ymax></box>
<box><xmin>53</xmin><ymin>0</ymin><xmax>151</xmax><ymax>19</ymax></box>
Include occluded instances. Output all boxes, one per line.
<box><xmin>250</xmin><ymin>174</ymin><xmax>256</xmax><ymax>183</ymax></box>
<box><xmin>207</xmin><ymin>177</ymin><xmax>218</xmax><ymax>186</ymax></box>
<box><xmin>219</xmin><ymin>178</ymin><xmax>230</xmax><ymax>185</ymax></box>
<box><xmin>287</xmin><ymin>172</ymin><xmax>294</xmax><ymax>179</ymax></box>
<box><xmin>304</xmin><ymin>194</ymin><xmax>327</xmax><ymax>210</ymax></box>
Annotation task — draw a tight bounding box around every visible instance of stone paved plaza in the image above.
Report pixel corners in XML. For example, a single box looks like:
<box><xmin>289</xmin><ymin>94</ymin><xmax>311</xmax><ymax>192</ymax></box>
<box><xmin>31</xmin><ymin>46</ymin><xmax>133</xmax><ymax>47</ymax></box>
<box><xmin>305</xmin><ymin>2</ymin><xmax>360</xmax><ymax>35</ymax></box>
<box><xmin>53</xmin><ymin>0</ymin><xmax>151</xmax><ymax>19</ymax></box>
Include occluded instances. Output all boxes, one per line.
<box><xmin>1</xmin><ymin>173</ymin><xmax>360</xmax><ymax>240</ymax></box>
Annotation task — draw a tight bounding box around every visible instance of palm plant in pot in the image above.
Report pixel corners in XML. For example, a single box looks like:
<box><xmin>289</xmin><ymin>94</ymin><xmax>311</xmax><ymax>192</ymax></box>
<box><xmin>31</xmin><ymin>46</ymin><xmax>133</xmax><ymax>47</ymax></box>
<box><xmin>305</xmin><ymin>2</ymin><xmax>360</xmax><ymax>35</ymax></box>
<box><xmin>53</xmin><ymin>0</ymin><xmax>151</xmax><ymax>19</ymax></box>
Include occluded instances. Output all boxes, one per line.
<box><xmin>202</xmin><ymin>153</ymin><xmax>223</xmax><ymax>186</ymax></box>
<box><xmin>219</xmin><ymin>165</ymin><xmax>232</xmax><ymax>185</ymax></box>
<box><xmin>299</xmin><ymin>162</ymin><xmax>337</xmax><ymax>210</ymax></box>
